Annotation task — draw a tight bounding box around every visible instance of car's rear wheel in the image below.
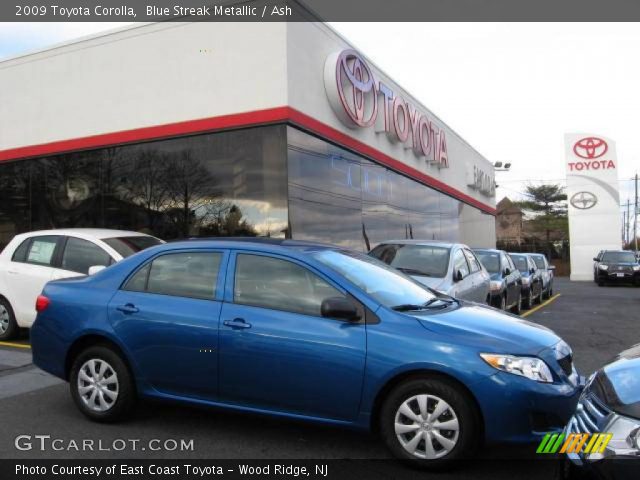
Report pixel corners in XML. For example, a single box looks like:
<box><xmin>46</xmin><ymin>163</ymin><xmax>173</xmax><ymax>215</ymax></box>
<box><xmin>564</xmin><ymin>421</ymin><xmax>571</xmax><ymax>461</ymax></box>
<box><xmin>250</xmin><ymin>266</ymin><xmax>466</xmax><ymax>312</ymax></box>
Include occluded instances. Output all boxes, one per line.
<box><xmin>522</xmin><ymin>288</ymin><xmax>532</xmax><ymax>309</ymax></box>
<box><xmin>0</xmin><ymin>299</ymin><xmax>18</xmax><ymax>341</ymax></box>
<box><xmin>380</xmin><ymin>378</ymin><xmax>479</xmax><ymax>469</ymax></box>
<box><xmin>69</xmin><ymin>345</ymin><xmax>136</xmax><ymax>422</ymax></box>
<box><xmin>499</xmin><ymin>294</ymin><xmax>506</xmax><ymax>311</ymax></box>
<box><xmin>511</xmin><ymin>292</ymin><xmax>522</xmax><ymax>315</ymax></box>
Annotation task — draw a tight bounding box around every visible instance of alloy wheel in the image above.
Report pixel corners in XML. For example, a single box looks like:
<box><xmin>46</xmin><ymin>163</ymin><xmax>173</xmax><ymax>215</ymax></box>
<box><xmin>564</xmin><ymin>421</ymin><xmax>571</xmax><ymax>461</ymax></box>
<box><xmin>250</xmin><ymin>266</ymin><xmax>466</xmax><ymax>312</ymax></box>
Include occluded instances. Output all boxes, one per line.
<box><xmin>77</xmin><ymin>358</ymin><xmax>119</xmax><ymax>412</ymax></box>
<box><xmin>394</xmin><ymin>394</ymin><xmax>460</xmax><ymax>459</ymax></box>
<box><xmin>500</xmin><ymin>296</ymin><xmax>506</xmax><ymax>310</ymax></box>
<box><xmin>0</xmin><ymin>305</ymin><xmax>9</xmax><ymax>334</ymax></box>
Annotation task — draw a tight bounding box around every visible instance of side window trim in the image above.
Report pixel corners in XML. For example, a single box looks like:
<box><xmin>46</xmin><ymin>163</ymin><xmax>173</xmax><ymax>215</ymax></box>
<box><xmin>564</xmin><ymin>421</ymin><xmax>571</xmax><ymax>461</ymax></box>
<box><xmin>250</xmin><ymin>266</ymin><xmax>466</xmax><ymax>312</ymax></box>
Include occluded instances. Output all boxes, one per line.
<box><xmin>121</xmin><ymin>249</ymin><xmax>229</xmax><ymax>302</ymax></box>
<box><xmin>453</xmin><ymin>248</ymin><xmax>471</xmax><ymax>279</ymax></box>
<box><xmin>11</xmin><ymin>238</ymin><xmax>32</xmax><ymax>263</ymax></box>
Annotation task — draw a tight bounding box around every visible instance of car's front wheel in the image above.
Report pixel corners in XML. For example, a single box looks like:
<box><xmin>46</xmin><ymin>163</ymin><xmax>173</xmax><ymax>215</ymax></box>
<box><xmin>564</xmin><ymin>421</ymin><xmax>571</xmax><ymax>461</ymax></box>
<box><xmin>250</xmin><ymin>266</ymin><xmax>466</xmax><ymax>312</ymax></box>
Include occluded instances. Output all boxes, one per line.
<box><xmin>380</xmin><ymin>378</ymin><xmax>479</xmax><ymax>469</ymax></box>
<box><xmin>511</xmin><ymin>292</ymin><xmax>522</xmax><ymax>315</ymax></box>
<box><xmin>69</xmin><ymin>345</ymin><xmax>136</xmax><ymax>422</ymax></box>
<box><xmin>499</xmin><ymin>294</ymin><xmax>507</xmax><ymax>311</ymax></box>
<box><xmin>0</xmin><ymin>298</ymin><xmax>18</xmax><ymax>341</ymax></box>
<box><xmin>522</xmin><ymin>288</ymin><xmax>533</xmax><ymax>309</ymax></box>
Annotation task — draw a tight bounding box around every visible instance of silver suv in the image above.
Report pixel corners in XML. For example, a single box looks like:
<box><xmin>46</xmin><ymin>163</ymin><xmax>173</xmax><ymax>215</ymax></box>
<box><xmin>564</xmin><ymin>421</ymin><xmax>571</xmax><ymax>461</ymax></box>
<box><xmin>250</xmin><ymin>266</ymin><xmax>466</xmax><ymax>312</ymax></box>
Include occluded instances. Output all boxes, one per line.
<box><xmin>369</xmin><ymin>240</ymin><xmax>491</xmax><ymax>304</ymax></box>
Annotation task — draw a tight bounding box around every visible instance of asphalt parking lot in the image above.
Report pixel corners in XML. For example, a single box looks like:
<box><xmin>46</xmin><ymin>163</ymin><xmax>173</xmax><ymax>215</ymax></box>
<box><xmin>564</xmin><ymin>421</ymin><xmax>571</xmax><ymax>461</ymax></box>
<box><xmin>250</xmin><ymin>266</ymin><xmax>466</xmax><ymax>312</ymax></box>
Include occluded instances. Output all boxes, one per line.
<box><xmin>0</xmin><ymin>278</ymin><xmax>638</xmax><ymax>479</ymax></box>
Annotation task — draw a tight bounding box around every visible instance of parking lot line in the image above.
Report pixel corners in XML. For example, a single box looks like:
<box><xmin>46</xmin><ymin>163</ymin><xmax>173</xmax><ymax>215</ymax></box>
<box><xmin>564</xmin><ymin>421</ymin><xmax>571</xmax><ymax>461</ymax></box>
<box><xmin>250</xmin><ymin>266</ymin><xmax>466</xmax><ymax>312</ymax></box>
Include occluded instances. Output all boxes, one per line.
<box><xmin>0</xmin><ymin>341</ymin><xmax>31</xmax><ymax>350</ymax></box>
<box><xmin>521</xmin><ymin>293</ymin><xmax>561</xmax><ymax>318</ymax></box>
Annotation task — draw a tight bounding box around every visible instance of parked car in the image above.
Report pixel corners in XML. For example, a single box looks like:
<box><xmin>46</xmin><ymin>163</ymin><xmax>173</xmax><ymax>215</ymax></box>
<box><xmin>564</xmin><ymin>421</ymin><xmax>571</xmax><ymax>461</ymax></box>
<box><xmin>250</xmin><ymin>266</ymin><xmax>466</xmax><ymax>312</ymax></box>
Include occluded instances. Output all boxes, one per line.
<box><xmin>508</xmin><ymin>253</ymin><xmax>543</xmax><ymax>309</ymax></box>
<box><xmin>529</xmin><ymin>253</ymin><xmax>556</xmax><ymax>299</ymax></box>
<box><xmin>558</xmin><ymin>343</ymin><xmax>640</xmax><ymax>480</ymax></box>
<box><xmin>473</xmin><ymin>249</ymin><xmax>522</xmax><ymax>313</ymax></box>
<box><xmin>31</xmin><ymin>239</ymin><xmax>583</xmax><ymax>468</ymax></box>
<box><xmin>593</xmin><ymin>250</ymin><xmax>605</xmax><ymax>282</ymax></box>
<box><xmin>593</xmin><ymin>250</ymin><xmax>640</xmax><ymax>286</ymax></box>
<box><xmin>369</xmin><ymin>240</ymin><xmax>491</xmax><ymax>304</ymax></box>
<box><xmin>0</xmin><ymin>229</ymin><xmax>163</xmax><ymax>340</ymax></box>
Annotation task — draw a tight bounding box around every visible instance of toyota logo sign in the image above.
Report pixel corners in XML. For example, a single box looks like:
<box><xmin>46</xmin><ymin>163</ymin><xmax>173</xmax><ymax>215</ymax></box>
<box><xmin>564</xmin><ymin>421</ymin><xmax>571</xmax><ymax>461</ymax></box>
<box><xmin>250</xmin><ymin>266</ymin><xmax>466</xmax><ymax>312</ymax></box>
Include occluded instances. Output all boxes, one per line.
<box><xmin>324</xmin><ymin>49</ymin><xmax>450</xmax><ymax>168</ymax></box>
<box><xmin>573</xmin><ymin>137</ymin><xmax>608</xmax><ymax>159</ymax></box>
<box><xmin>570</xmin><ymin>191</ymin><xmax>598</xmax><ymax>210</ymax></box>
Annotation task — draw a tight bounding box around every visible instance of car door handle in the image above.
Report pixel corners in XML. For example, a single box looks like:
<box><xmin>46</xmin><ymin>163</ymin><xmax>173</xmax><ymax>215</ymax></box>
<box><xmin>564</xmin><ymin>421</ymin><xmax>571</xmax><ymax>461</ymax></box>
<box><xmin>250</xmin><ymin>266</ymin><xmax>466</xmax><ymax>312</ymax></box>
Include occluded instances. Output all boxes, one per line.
<box><xmin>223</xmin><ymin>318</ymin><xmax>252</xmax><ymax>330</ymax></box>
<box><xmin>7</xmin><ymin>270</ymin><xmax>18</xmax><ymax>275</ymax></box>
<box><xmin>116</xmin><ymin>303</ymin><xmax>139</xmax><ymax>314</ymax></box>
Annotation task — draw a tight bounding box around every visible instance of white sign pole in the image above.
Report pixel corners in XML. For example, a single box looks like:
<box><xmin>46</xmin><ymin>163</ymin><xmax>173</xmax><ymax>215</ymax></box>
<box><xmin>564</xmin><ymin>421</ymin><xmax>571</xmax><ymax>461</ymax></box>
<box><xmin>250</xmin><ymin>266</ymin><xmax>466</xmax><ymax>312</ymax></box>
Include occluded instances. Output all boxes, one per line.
<box><xmin>565</xmin><ymin>134</ymin><xmax>621</xmax><ymax>281</ymax></box>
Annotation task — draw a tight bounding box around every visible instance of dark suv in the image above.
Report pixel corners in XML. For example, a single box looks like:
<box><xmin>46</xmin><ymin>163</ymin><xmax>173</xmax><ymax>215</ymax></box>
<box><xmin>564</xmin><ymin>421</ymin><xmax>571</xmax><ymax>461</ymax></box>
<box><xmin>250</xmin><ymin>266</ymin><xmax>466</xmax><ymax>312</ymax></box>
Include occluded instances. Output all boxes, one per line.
<box><xmin>593</xmin><ymin>250</ymin><xmax>640</xmax><ymax>286</ymax></box>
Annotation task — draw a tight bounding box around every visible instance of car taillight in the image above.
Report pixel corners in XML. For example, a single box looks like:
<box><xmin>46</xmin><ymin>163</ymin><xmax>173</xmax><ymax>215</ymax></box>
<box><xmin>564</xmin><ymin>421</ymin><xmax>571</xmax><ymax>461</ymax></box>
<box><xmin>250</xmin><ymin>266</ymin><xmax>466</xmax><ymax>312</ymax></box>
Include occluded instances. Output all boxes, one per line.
<box><xmin>35</xmin><ymin>295</ymin><xmax>50</xmax><ymax>312</ymax></box>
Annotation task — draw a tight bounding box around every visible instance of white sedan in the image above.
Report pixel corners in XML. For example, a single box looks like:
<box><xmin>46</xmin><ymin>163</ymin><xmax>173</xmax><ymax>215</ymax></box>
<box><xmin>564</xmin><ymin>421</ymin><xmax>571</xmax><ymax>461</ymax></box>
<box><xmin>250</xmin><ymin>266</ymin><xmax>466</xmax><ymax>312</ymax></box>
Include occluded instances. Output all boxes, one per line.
<box><xmin>0</xmin><ymin>228</ymin><xmax>163</xmax><ymax>340</ymax></box>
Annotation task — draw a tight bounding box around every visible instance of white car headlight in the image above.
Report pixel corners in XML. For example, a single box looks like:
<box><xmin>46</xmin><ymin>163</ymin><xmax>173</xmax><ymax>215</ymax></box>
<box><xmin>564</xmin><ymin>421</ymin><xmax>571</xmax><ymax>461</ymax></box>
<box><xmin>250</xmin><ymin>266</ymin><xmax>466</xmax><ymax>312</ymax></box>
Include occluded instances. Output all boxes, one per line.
<box><xmin>632</xmin><ymin>265</ymin><xmax>640</xmax><ymax>271</ymax></box>
<box><xmin>490</xmin><ymin>280</ymin><xmax>502</xmax><ymax>292</ymax></box>
<box><xmin>599</xmin><ymin>264</ymin><xmax>609</xmax><ymax>271</ymax></box>
<box><xmin>480</xmin><ymin>353</ymin><xmax>554</xmax><ymax>383</ymax></box>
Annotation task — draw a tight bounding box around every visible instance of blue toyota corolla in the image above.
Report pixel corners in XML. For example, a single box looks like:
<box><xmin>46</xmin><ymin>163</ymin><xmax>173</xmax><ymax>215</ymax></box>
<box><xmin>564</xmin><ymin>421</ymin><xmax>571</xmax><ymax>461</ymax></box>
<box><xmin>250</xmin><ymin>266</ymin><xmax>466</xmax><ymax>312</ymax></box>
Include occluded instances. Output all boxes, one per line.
<box><xmin>31</xmin><ymin>239</ymin><xmax>583</xmax><ymax>467</ymax></box>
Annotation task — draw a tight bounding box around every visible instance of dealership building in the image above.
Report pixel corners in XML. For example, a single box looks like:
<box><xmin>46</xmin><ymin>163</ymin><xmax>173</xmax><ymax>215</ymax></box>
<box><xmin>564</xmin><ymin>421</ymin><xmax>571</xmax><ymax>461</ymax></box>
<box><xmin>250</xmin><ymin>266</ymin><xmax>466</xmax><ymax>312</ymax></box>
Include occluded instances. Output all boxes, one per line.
<box><xmin>0</xmin><ymin>21</ymin><xmax>496</xmax><ymax>251</ymax></box>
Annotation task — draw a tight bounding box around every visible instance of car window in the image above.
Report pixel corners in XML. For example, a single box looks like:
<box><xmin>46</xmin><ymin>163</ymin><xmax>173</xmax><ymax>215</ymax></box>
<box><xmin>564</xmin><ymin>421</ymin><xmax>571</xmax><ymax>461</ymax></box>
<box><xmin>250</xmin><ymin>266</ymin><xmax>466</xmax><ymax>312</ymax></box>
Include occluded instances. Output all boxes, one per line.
<box><xmin>474</xmin><ymin>251</ymin><xmax>500</xmax><ymax>274</ymax></box>
<box><xmin>532</xmin><ymin>255</ymin><xmax>546</xmax><ymax>270</ymax></box>
<box><xmin>11</xmin><ymin>239</ymin><xmax>31</xmax><ymax>263</ymax></box>
<box><xmin>463</xmin><ymin>249</ymin><xmax>482</xmax><ymax>273</ymax></box>
<box><xmin>102</xmin><ymin>236</ymin><xmax>163</xmax><ymax>258</ymax></box>
<box><xmin>369</xmin><ymin>244</ymin><xmax>450</xmax><ymax>278</ymax></box>
<box><xmin>452</xmin><ymin>249</ymin><xmax>470</xmax><ymax>278</ymax></box>
<box><xmin>312</xmin><ymin>249</ymin><xmax>437</xmax><ymax>308</ymax></box>
<box><xmin>601</xmin><ymin>251</ymin><xmax>636</xmax><ymax>263</ymax></box>
<box><xmin>499</xmin><ymin>253</ymin><xmax>510</xmax><ymax>272</ymax></box>
<box><xmin>124</xmin><ymin>252</ymin><xmax>221</xmax><ymax>300</ymax></box>
<box><xmin>507</xmin><ymin>255</ymin><xmax>517</xmax><ymax>272</ymax></box>
<box><xmin>61</xmin><ymin>237</ymin><xmax>112</xmax><ymax>274</ymax></box>
<box><xmin>234</xmin><ymin>254</ymin><xmax>344</xmax><ymax>317</ymax></box>
<box><xmin>510</xmin><ymin>255</ymin><xmax>529</xmax><ymax>273</ymax></box>
<box><xmin>24</xmin><ymin>236</ymin><xmax>59</xmax><ymax>266</ymax></box>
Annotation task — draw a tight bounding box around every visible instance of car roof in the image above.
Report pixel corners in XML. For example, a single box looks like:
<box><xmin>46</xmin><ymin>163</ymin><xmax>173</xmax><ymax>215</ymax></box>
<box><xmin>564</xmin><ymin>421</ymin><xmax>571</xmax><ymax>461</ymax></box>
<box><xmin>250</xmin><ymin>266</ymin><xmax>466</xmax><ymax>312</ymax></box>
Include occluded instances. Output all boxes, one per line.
<box><xmin>473</xmin><ymin>248</ymin><xmax>504</xmax><ymax>254</ymax></box>
<box><xmin>374</xmin><ymin>239</ymin><xmax>462</xmax><ymax>249</ymax></box>
<box><xmin>163</xmin><ymin>237</ymin><xmax>340</xmax><ymax>253</ymax></box>
<box><xmin>14</xmin><ymin>228</ymin><xmax>155</xmax><ymax>240</ymax></box>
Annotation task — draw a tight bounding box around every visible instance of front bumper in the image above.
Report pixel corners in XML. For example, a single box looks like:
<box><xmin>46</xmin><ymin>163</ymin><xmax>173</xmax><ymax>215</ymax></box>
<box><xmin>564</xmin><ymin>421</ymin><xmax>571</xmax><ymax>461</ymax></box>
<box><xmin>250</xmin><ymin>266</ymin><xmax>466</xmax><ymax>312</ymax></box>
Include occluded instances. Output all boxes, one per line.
<box><xmin>596</xmin><ymin>269</ymin><xmax>640</xmax><ymax>283</ymax></box>
<box><xmin>472</xmin><ymin>370</ymin><xmax>584</xmax><ymax>443</ymax></box>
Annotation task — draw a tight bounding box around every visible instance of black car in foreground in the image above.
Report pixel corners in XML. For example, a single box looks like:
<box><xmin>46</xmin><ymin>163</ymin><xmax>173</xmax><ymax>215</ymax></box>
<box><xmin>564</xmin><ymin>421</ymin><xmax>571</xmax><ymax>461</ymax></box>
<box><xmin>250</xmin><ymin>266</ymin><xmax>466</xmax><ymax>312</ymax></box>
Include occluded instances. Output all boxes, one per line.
<box><xmin>593</xmin><ymin>250</ymin><xmax>640</xmax><ymax>286</ymax></box>
<box><xmin>559</xmin><ymin>344</ymin><xmax>640</xmax><ymax>479</ymax></box>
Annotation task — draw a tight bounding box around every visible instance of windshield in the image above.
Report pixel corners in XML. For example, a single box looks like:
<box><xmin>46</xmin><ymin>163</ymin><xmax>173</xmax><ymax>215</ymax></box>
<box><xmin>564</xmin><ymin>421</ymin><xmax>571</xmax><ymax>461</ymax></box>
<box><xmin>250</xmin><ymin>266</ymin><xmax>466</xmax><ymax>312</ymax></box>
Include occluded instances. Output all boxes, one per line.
<box><xmin>368</xmin><ymin>244</ymin><xmax>450</xmax><ymax>278</ymax></box>
<box><xmin>312</xmin><ymin>249</ymin><xmax>437</xmax><ymax>308</ymax></box>
<box><xmin>602</xmin><ymin>251</ymin><xmax>636</xmax><ymax>263</ymax></box>
<box><xmin>475</xmin><ymin>251</ymin><xmax>500</xmax><ymax>274</ymax></box>
<box><xmin>102</xmin><ymin>236</ymin><xmax>163</xmax><ymax>258</ymax></box>
<box><xmin>510</xmin><ymin>255</ymin><xmax>529</xmax><ymax>273</ymax></box>
<box><xmin>532</xmin><ymin>256</ymin><xmax>546</xmax><ymax>269</ymax></box>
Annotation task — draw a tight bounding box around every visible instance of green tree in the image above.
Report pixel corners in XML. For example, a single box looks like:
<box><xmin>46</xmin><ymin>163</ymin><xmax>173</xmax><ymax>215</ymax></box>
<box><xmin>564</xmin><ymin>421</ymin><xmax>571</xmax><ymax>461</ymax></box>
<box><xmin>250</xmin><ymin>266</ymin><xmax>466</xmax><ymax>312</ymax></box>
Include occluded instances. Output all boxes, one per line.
<box><xmin>517</xmin><ymin>184</ymin><xmax>568</xmax><ymax>258</ymax></box>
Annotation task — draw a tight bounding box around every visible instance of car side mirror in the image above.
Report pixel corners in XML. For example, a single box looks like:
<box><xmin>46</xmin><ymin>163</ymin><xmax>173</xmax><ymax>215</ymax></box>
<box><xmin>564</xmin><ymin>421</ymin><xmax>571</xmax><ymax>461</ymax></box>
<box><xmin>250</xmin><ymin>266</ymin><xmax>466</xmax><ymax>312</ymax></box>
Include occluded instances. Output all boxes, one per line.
<box><xmin>321</xmin><ymin>297</ymin><xmax>361</xmax><ymax>322</ymax></box>
<box><xmin>88</xmin><ymin>265</ymin><xmax>106</xmax><ymax>275</ymax></box>
<box><xmin>593</xmin><ymin>258</ymin><xmax>599</xmax><ymax>262</ymax></box>
<box><xmin>453</xmin><ymin>270</ymin><xmax>464</xmax><ymax>282</ymax></box>
<box><xmin>503</xmin><ymin>267</ymin><xmax>511</xmax><ymax>276</ymax></box>
<box><xmin>529</xmin><ymin>267</ymin><xmax>535</xmax><ymax>274</ymax></box>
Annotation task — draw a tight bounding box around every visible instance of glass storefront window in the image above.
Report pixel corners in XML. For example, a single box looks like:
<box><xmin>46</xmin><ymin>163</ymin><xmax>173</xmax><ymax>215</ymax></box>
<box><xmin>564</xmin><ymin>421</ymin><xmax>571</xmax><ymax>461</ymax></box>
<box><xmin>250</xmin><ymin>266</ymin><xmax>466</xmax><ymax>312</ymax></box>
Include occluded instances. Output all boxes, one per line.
<box><xmin>0</xmin><ymin>126</ymin><xmax>288</xmax><ymax>248</ymax></box>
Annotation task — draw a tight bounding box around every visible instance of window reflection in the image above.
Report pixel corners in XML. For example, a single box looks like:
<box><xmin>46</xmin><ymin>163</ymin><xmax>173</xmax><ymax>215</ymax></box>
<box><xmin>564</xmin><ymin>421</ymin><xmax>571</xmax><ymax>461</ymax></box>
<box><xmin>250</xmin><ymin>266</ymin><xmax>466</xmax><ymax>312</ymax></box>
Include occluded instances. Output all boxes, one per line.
<box><xmin>0</xmin><ymin>126</ymin><xmax>288</xmax><ymax>248</ymax></box>
<box><xmin>287</xmin><ymin>127</ymin><xmax>463</xmax><ymax>252</ymax></box>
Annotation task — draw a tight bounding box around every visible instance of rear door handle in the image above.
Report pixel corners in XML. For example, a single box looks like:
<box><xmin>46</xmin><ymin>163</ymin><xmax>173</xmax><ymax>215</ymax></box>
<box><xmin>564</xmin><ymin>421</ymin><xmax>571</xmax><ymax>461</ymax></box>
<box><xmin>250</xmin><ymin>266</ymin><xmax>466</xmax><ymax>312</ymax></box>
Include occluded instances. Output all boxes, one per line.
<box><xmin>7</xmin><ymin>270</ymin><xmax>18</xmax><ymax>275</ymax></box>
<box><xmin>116</xmin><ymin>303</ymin><xmax>139</xmax><ymax>314</ymax></box>
<box><xmin>223</xmin><ymin>318</ymin><xmax>251</xmax><ymax>330</ymax></box>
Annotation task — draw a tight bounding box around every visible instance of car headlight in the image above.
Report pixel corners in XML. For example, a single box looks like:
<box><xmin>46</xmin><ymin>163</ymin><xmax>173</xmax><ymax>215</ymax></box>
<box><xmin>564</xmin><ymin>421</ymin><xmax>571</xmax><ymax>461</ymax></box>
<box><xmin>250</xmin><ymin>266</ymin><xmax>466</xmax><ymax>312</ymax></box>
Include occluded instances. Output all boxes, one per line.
<box><xmin>521</xmin><ymin>276</ymin><xmax>530</xmax><ymax>286</ymax></box>
<box><xmin>490</xmin><ymin>280</ymin><xmax>502</xmax><ymax>292</ymax></box>
<box><xmin>632</xmin><ymin>265</ymin><xmax>640</xmax><ymax>272</ymax></box>
<box><xmin>599</xmin><ymin>264</ymin><xmax>609</xmax><ymax>271</ymax></box>
<box><xmin>480</xmin><ymin>353</ymin><xmax>554</xmax><ymax>383</ymax></box>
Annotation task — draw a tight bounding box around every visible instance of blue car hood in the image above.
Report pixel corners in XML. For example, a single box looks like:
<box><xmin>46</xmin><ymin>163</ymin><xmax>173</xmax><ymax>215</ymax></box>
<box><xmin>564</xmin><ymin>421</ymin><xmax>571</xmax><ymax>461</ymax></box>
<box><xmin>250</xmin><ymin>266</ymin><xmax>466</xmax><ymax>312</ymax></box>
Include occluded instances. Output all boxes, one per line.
<box><xmin>411</xmin><ymin>303</ymin><xmax>560</xmax><ymax>355</ymax></box>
